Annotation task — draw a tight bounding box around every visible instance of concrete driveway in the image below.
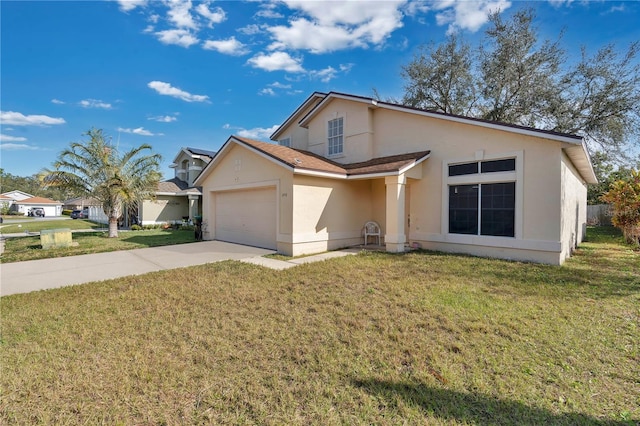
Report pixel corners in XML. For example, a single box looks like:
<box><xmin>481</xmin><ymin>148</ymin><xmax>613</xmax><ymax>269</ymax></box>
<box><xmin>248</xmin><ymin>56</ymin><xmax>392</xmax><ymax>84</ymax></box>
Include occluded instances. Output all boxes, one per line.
<box><xmin>1</xmin><ymin>241</ymin><xmax>274</xmax><ymax>297</ymax></box>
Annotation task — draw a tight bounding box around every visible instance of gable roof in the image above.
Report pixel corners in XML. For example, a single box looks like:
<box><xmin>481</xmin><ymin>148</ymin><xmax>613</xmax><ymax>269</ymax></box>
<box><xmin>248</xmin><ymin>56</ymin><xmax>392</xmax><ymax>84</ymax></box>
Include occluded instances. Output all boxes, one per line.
<box><xmin>63</xmin><ymin>197</ymin><xmax>101</xmax><ymax>206</ymax></box>
<box><xmin>1</xmin><ymin>190</ymin><xmax>34</xmax><ymax>201</ymax></box>
<box><xmin>195</xmin><ymin>136</ymin><xmax>430</xmax><ymax>184</ymax></box>
<box><xmin>270</xmin><ymin>92</ymin><xmax>326</xmax><ymax>141</ymax></box>
<box><xmin>157</xmin><ymin>177</ymin><xmax>189</xmax><ymax>193</ymax></box>
<box><xmin>18</xmin><ymin>196</ymin><xmax>62</xmax><ymax>205</ymax></box>
<box><xmin>171</xmin><ymin>147</ymin><xmax>217</xmax><ymax>165</ymax></box>
<box><xmin>292</xmin><ymin>91</ymin><xmax>596</xmax><ymax>184</ymax></box>
<box><xmin>156</xmin><ymin>178</ymin><xmax>202</xmax><ymax>196</ymax></box>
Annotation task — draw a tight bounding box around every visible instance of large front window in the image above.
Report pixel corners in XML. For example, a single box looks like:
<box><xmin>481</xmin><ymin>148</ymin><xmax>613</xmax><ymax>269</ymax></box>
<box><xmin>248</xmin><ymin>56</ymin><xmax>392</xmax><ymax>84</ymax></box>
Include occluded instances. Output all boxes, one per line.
<box><xmin>328</xmin><ymin>117</ymin><xmax>343</xmax><ymax>156</ymax></box>
<box><xmin>448</xmin><ymin>158</ymin><xmax>516</xmax><ymax>237</ymax></box>
<box><xmin>449</xmin><ymin>182</ymin><xmax>515</xmax><ymax>237</ymax></box>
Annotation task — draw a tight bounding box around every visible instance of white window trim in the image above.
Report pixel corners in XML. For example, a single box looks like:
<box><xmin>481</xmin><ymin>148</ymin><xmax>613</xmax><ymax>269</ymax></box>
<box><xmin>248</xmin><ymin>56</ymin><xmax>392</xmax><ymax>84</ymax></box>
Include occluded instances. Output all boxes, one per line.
<box><xmin>441</xmin><ymin>150</ymin><xmax>524</xmax><ymax>241</ymax></box>
<box><xmin>326</xmin><ymin>116</ymin><xmax>345</xmax><ymax>158</ymax></box>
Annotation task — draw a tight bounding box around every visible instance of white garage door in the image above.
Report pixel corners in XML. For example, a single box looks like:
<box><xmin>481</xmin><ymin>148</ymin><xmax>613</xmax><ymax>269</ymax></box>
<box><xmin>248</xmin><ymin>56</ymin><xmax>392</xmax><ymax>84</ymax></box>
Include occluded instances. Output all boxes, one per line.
<box><xmin>215</xmin><ymin>187</ymin><xmax>277</xmax><ymax>250</ymax></box>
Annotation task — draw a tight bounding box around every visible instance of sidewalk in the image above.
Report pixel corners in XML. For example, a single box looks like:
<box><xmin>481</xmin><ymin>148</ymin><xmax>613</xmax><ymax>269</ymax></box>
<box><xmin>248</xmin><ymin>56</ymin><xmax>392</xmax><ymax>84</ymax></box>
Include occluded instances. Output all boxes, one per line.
<box><xmin>0</xmin><ymin>241</ymin><xmax>360</xmax><ymax>297</ymax></box>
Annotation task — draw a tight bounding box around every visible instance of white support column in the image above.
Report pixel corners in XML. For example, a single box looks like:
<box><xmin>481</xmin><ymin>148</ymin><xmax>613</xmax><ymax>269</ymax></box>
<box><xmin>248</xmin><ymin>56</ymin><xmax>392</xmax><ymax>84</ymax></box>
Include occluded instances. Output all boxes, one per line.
<box><xmin>188</xmin><ymin>195</ymin><xmax>199</xmax><ymax>220</ymax></box>
<box><xmin>385</xmin><ymin>174</ymin><xmax>406</xmax><ymax>253</ymax></box>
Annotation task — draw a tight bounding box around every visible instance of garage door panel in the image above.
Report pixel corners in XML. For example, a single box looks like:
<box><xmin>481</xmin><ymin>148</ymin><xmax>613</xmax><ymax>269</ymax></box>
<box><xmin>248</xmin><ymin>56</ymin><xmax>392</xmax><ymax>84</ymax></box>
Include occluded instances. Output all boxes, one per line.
<box><xmin>215</xmin><ymin>187</ymin><xmax>277</xmax><ymax>250</ymax></box>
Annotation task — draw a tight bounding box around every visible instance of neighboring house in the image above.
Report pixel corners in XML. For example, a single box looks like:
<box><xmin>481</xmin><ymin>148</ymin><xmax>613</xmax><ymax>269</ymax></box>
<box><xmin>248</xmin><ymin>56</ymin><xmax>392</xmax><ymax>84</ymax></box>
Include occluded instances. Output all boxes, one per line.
<box><xmin>137</xmin><ymin>147</ymin><xmax>216</xmax><ymax>225</ymax></box>
<box><xmin>15</xmin><ymin>196</ymin><xmax>63</xmax><ymax>216</ymax></box>
<box><xmin>1</xmin><ymin>190</ymin><xmax>33</xmax><ymax>203</ymax></box>
<box><xmin>63</xmin><ymin>197</ymin><xmax>101</xmax><ymax>211</ymax></box>
<box><xmin>0</xmin><ymin>194</ymin><xmax>15</xmax><ymax>212</ymax></box>
<box><xmin>195</xmin><ymin>91</ymin><xmax>597</xmax><ymax>265</ymax></box>
<box><xmin>1</xmin><ymin>191</ymin><xmax>62</xmax><ymax>216</ymax></box>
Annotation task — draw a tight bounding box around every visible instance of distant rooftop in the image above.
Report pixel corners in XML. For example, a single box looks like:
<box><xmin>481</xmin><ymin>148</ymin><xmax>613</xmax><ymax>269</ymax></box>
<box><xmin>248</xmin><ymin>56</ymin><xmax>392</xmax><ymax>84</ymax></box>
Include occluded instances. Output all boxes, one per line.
<box><xmin>186</xmin><ymin>147</ymin><xmax>217</xmax><ymax>158</ymax></box>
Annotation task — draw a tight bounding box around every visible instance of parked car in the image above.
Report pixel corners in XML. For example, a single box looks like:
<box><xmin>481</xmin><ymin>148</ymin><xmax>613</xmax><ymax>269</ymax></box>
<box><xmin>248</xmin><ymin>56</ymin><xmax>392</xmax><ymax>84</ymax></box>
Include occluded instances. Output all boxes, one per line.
<box><xmin>70</xmin><ymin>208</ymin><xmax>89</xmax><ymax>219</ymax></box>
<box><xmin>28</xmin><ymin>208</ymin><xmax>45</xmax><ymax>217</ymax></box>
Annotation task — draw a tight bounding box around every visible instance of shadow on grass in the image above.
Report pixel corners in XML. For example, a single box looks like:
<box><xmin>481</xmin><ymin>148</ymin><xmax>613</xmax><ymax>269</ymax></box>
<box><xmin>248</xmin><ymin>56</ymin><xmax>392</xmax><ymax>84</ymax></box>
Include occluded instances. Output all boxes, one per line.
<box><xmin>119</xmin><ymin>229</ymin><xmax>196</xmax><ymax>247</ymax></box>
<box><xmin>353</xmin><ymin>379</ymin><xmax>636</xmax><ymax>425</ymax></box>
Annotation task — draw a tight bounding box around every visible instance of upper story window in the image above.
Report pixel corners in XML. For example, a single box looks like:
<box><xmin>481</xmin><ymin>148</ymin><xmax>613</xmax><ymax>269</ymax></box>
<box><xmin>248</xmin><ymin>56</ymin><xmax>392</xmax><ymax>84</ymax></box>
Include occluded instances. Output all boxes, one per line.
<box><xmin>181</xmin><ymin>159</ymin><xmax>189</xmax><ymax>182</ymax></box>
<box><xmin>328</xmin><ymin>117</ymin><xmax>343</xmax><ymax>156</ymax></box>
<box><xmin>278</xmin><ymin>137</ymin><xmax>291</xmax><ymax>147</ymax></box>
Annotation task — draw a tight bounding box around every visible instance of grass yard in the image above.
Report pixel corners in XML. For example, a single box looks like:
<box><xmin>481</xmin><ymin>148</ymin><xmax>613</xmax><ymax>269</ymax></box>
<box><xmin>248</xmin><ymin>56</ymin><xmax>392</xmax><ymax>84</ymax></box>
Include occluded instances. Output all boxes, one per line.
<box><xmin>1</xmin><ymin>229</ymin><xmax>197</xmax><ymax>263</ymax></box>
<box><xmin>0</xmin><ymin>218</ymin><xmax>102</xmax><ymax>235</ymax></box>
<box><xmin>1</xmin><ymin>227</ymin><xmax>638</xmax><ymax>425</ymax></box>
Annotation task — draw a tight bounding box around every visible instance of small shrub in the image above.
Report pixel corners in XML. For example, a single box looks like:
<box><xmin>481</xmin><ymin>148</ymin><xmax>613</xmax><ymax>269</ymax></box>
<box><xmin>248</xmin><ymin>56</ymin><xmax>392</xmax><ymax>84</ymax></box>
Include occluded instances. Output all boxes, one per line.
<box><xmin>130</xmin><ymin>224</ymin><xmax>142</xmax><ymax>231</ymax></box>
<box><xmin>62</xmin><ymin>209</ymin><xmax>73</xmax><ymax>216</ymax></box>
<box><xmin>601</xmin><ymin>169</ymin><xmax>640</xmax><ymax>246</ymax></box>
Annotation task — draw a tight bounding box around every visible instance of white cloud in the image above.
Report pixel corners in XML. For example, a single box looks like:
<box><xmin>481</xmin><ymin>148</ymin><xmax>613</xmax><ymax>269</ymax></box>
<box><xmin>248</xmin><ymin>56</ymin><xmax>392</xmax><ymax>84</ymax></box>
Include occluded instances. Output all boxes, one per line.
<box><xmin>0</xmin><ymin>143</ymin><xmax>39</xmax><ymax>151</ymax></box>
<box><xmin>148</xmin><ymin>81</ymin><xmax>209</xmax><ymax>102</ymax></box>
<box><xmin>0</xmin><ymin>111</ymin><xmax>66</xmax><ymax>126</ymax></box>
<box><xmin>117</xmin><ymin>0</ymin><xmax>147</xmax><ymax>12</ymax></box>
<box><xmin>236</xmin><ymin>125</ymin><xmax>280</xmax><ymax>140</ymax></box>
<box><xmin>433</xmin><ymin>0</ymin><xmax>512</xmax><ymax>33</ymax></box>
<box><xmin>269</xmin><ymin>82</ymin><xmax>292</xmax><ymax>89</ymax></box>
<box><xmin>309</xmin><ymin>66</ymin><xmax>338</xmax><ymax>83</ymax></box>
<box><xmin>256</xmin><ymin>3</ymin><xmax>284</xmax><ymax>20</ymax></box>
<box><xmin>247</xmin><ymin>51</ymin><xmax>305</xmax><ymax>73</ymax></box>
<box><xmin>340</xmin><ymin>63</ymin><xmax>354</xmax><ymax>73</ymax></box>
<box><xmin>148</xmin><ymin>115</ymin><xmax>178</xmax><ymax>122</ymax></box>
<box><xmin>259</xmin><ymin>88</ymin><xmax>276</xmax><ymax>96</ymax></box>
<box><xmin>266</xmin><ymin>0</ymin><xmax>405</xmax><ymax>53</ymax></box>
<box><xmin>196</xmin><ymin>2</ymin><xmax>226</xmax><ymax>27</ymax></box>
<box><xmin>202</xmin><ymin>37</ymin><xmax>249</xmax><ymax>55</ymax></box>
<box><xmin>51</xmin><ymin>99</ymin><xmax>65</xmax><ymax>105</ymax></box>
<box><xmin>0</xmin><ymin>133</ymin><xmax>27</xmax><ymax>142</ymax></box>
<box><xmin>117</xmin><ymin>127</ymin><xmax>163</xmax><ymax>136</ymax></box>
<box><xmin>238</xmin><ymin>24</ymin><xmax>261</xmax><ymax>35</ymax></box>
<box><xmin>166</xmin><ymin>0</ymin><xmax>198</xmax><ymax>29</ymax></box>
<box><xmin>155</xmin><ymin>28</ymin><xmax>199</xmax><ymax>47</ymax></box>
<box><xmin>548</xmin><ymin>0</ymin><xmax>574</xmax><ymax>8</ymax></box>
<box><xmin>79</xmin><ymin>99</ymin><xmax>112</xmax><ymax>109</ymax></box>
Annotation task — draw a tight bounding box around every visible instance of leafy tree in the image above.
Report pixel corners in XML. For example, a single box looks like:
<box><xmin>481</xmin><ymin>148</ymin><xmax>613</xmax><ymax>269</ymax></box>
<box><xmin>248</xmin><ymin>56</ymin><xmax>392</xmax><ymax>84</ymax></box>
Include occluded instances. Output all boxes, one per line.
<box><xmin>0</xmin><ymin>168</ymin><xmax>76</xmax><ymax>201</ymax></box>
<box><xmin>601</xmin><ymin>170</ymin><xmax>640</xmax><ymax>246</ymax></box>
<box><xmin>401</xmin><ymin>33</ymin><xmax>476</xmax><ymax>115</ymax></box>
<box><xmin>587</xmin><ymin>153</ymin><xmax>639</xmax><ymax>204</ymax></box>
<box><xmin>40</xmin><ymin>129</ymin><xmax>162</xmax><ymax>237</ymax></box>
<box><xmin>478</xmin><ymin>9</ymin><xmax>563</xmax><ymax>126</ymax></box>
<box><xmin>401</xmin><ymin>7</ymin><xmax>640</xmax><ymax>163</ymax></box>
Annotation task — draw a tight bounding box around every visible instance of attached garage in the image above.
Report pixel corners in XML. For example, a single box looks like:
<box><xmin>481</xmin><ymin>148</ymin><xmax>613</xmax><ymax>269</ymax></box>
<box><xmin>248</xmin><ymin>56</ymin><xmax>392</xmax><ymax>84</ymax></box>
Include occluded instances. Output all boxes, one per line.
<box><xmin>214</xmin><ymin>186</ymin><xmax>277</xmax><ymax>250</ymax></box>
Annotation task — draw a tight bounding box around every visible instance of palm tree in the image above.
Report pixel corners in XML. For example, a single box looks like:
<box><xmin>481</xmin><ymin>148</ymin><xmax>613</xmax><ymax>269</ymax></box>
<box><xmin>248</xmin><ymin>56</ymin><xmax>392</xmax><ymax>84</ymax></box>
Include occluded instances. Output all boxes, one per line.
<box><xmin>41</xmin><ymin>128</ymin><xmax>162</xmax><ymax>237</ymax></box>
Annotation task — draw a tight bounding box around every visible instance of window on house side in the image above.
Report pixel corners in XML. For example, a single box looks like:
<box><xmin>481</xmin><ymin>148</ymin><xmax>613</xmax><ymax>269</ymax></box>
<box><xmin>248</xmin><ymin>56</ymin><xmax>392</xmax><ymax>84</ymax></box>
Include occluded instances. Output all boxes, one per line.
<box><xmin>328</xmin><ymin>117</ymin><xmax>343</xmax><ymax>156</ymax></box>
<box><xmin>279</xmin><ymin>138</ymin><xmax>290</xmax><ymax>147</ymax></box>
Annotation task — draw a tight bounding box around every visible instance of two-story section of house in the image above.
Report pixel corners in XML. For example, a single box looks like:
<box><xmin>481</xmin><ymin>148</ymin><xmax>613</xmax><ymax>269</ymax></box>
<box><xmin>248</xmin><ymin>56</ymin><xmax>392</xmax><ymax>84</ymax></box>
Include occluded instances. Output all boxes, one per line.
<box><xmin>138</xmin><ymin>147</ymin><xmax>216</xmax><ymax>225</ymax></box>
<box><xmin>195</xmin><ymin>92</ymin><xmax>596</xmax><ymax>264</ymax></box>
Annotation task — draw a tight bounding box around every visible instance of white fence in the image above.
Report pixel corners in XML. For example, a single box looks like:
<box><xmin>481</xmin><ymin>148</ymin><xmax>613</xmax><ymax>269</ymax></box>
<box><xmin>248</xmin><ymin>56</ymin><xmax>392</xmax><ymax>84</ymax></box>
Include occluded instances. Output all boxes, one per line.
<box><xmin>587</xmin><ymin>204</ymin><xmax>612</xmax><ymax>226</ymax></box>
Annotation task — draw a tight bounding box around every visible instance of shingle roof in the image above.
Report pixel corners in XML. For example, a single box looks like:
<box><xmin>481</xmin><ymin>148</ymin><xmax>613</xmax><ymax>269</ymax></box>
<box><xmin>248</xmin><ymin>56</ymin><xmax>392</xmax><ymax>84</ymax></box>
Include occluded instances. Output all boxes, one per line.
<box><xmin>19</xmin><ymin>196</ymin><xmax>62</xmax><ymax>204</ymax></box>
<box><xmin>234</xmin><ymin>136</ymin><xmax>430</xmax><ymax>177</ymax></box>
<box><xmin>157</xmin><ymin>178</ymin><xmax>189</xmax><ymax>193</ymax></box>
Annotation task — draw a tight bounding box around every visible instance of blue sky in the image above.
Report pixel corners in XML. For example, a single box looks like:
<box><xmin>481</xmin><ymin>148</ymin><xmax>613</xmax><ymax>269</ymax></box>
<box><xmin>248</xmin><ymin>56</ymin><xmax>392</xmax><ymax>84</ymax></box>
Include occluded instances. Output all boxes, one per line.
<box><xmin>1</xmin><ymin>0</ymin><xmax>639</xmax><ymax>179</ymax></box>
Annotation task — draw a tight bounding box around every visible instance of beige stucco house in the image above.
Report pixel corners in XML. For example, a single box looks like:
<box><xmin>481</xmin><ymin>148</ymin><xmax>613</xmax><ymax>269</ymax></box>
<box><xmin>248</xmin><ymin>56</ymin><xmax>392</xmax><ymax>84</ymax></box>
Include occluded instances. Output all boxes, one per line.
<box><xmin>194</xmin><ymin>92</ymin><xmax>597</xmax><ymax>265</ymax></box>
<box><xmin>138</xmin><ymin>147</ymin><xmax>215</xmax><ymax>225</ymax></box>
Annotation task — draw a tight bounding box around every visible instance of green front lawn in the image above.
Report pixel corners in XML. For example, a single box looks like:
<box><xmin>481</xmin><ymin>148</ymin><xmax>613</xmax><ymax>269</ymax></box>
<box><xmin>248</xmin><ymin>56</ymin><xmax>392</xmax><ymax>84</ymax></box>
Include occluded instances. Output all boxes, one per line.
<box><xmin>1</xmin><ymin>229</ymin><xmax>197</xmax><ymax>263</ymax></box>
<box><xmin>1</xmin><ymin>227</ymin><xmax>638</xmax><ymax>424</ymax></box>
<box><xmin>0</xmin><ymin>218</ymin><xmax>101</xmax><ymax>234</ymax></box>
